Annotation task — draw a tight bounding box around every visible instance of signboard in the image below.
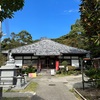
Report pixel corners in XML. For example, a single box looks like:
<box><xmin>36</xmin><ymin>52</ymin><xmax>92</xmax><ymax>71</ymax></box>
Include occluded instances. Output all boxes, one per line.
<box><xmin>59</xmin><ymin>66</ymin><xmax>64</xmax><ymax>68</ymax></box>
<box><xmin>28</xmin><ymin>73</ymin><xmax>36</xmax><ymax>78</ymax></box>
<box><xmin>51</xmin><ymin>69</ymin><xmax>55</xmax><ymax>75</ymax></box>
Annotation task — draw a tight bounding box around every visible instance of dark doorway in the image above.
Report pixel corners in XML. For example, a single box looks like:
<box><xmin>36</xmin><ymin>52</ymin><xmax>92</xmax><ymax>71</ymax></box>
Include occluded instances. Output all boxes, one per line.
<box><xmin>41</xmin><ymin>56</ymin><xmax>55</xmax><ymax>69</ymax></box>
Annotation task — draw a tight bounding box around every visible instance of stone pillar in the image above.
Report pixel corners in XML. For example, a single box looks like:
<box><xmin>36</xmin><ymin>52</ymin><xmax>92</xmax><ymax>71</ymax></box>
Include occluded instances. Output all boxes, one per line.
<box><xmin>16</xmin><ymin>75</ymin><xmax>22</xmax><ymax>87</ymax></box>
<box><xmin>24</xmin><ymin>73</ymin><xmax>27</xmax><ymax>83</ymax></box>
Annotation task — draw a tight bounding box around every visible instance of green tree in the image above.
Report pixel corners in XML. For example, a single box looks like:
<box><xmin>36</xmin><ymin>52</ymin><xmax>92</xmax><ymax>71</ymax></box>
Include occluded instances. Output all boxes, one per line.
<box><xmin>16</xmin><ymin>30</ymin><xmax>33</xmax><ymax>44</ymax></box>
<box><xmin>54</xmin><ymin>19</ymin><xmax>87</xmax><ymax>49</ymax></box>
<box><xmin>67</xmin><ymin>19</ymin><xmax>86</xmax><ymax>48</ymax></box>
<box><xmin>0</xmin><ymin>0</ymin><xmax>24</xmax><ymax>52</ymax></box>
<box><xmin>2</xmin><ymin>30</ymin><xmax>33</xmax><ymax>50</ymax></box>
<box><xmin>68</xmin><ymin>19</ymin><xmax>85</xmax><ymax>36</ymax></box>
<box><xmin>1</xmin><ymin>38</ymin><xmax>11</xmax><ymax>50</ymax></box>
<box><xmin>80</xmin><ymin>0</ymin><xmax>100</xmax><ymax>57</ymax></box>
<box><xmin>0</xmin><ymin>0</ymin><xmax>24</xmax><ymax>21</ymax></box>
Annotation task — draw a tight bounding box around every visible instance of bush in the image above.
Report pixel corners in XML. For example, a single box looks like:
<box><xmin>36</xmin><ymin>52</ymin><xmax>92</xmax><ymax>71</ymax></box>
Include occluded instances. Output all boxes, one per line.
<box><xmin>67</xmin><ymin>66</ymin><xmax>76</xmax><ymax>71</ymax></box>
<box><xmin>67</xmin><ymin>71</ymin><xmax>75</xmax><ymax>75</ymax></box>
<box><xmin>61</xmin><ymin>61</ymin><xmax>68</xmax><ymax>67</ymax></box>
<box><xmin>59</xmin><ymin>61</ymin><xmax>68</xmax><ymax>74</ymax></box>
<box><xmin>56</xmin><ymin>70</ymin><xmax>61</xmax><ymax>74</ymax></box>
<box><xmin>60</xmin><ymin>68</ymin><xmax>66</xmax><ymax>74</ymax></box>
<box><xmin>85</xmin><ymin>68</ymin><xmax>100</xmax><ymax>79</ymax></box>
<box><xmin>24</xmin><ymin>65</ymin><xmax>37</xmax><ymax>74</ymax></box>
<box><xmin>85</xmin><ymin>68</ymin><xmax>100</xmax><ymax>88</ymax></box>
<box><xmin>0</xmin><ymin>53</ymin><xmax>6</xmax><ymax>67</ymax></box>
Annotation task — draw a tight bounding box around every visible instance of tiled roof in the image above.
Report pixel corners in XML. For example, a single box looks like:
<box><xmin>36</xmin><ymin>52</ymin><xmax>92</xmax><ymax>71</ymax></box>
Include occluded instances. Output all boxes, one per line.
<box><xmin>3</xmin><ymin>39</ymin><xmax>89</xmax><ymax>55</ymax></box>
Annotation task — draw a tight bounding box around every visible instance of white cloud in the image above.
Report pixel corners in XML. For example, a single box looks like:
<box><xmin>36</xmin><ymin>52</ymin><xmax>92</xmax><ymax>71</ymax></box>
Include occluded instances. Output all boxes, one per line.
<box><xmin>64</xmin><ymin>9</ymin><xmax>79</xmax><ymax>13</ymax></box>
<box><xmin>69</xmin><ymin>9</ymin><xmax>79</xmax><ymax>12</ymax></box>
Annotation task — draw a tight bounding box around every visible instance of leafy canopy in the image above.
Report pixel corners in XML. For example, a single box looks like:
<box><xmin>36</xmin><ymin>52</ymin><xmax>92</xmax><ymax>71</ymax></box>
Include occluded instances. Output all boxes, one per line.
<box><xmin>1</xmin><ymin>30</ymin><xmax>33</xmax><ymax>50</ymax></box>
<box><xmin>0</xmin><ymin>0</ymin><xmax>24</xmax><ymax>21</ymax></box>
<box><xmin>80</xmin><ymin>0</ymin><xmax>100</xmax><ymax>45</ymax></box>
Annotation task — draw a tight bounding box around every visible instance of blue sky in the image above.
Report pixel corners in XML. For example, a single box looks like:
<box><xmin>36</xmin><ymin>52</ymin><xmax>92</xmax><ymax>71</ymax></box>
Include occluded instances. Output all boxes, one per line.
<box><xmin>2</xmin><ymin>0</ymin><xmax>81</xmax><ymax>40</ymax></box>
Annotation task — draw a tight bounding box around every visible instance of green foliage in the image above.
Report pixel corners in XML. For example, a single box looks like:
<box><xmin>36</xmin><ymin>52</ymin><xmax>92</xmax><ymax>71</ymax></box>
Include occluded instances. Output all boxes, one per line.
<box><xmin>60</xmin><ymin>61</ymin><xmax>68</xmax><ymax>74</ymax></box>
<box><xmin>54</xmin><ymin>18</ymin><xmax>100</xmax><ymax>57</ymax></box>
<box><xmin>57</xmin><ymin>61</ymin><xmax>77</xmax><ymax>75</ymax></box>
<box><xmin>85</xmin><ymin>68</ymin><xmax>100</xmax><ymax>87</ymax></box>
<box><xmin>56</xmin><ymin>70</ymin><xmax>61</xmax><ymax>74</ymax></box>
<box><xmin>24</xmin><ymin>65</ymin><xmax>36</xmax><ymax>74</ymax></box>
<box><xmin>2</xmin><ymin>30</ymin><xmax>33</xmax><ymax>50</ymax></box>
<box><xmin>16</xmin><ymin>30</ymin><xmax>33</xmax><ymax>44</ymax></box>
<box><xmin>67</xmin><ymin>71</ymin><xmax>76</xmax><ymax>75</ymax></box>
<box><xmin>5</xmin><ymin>81</ymin><xmax>38</xmax><ymax>92</ymax></box>
<box><xmin>0</xmin><ymin>53</ymin><xmax>6</xmax><ymax>67</ymax></box>
<box><xmin>67</xmin><ymin>66</ymin><xmax>76</xmax><ymax>71</ymax></box>
<box><xmin>69</xmin><ymin>19</ymin><xmax>85</xmax><ymax>36</ymax></box>
<box><xmin>60</xmin><ymin>68</ymin><xmax>66</xmax><ymax>74</ymax></box>
<box><xmin>85</xmin><ymin>68</ymin><xmax>100</xmax><ymax>79</ymax></box>
<box><xmin>85</xmin><ymin>68</ymin><xmax>96</xmax><ymax>79</ymax></box>
<box><xmin>54</xmin><ymin>19</ymin><xmax>87</xmax><ymax>49</ymax></box>
<box><xmin>80</xmin><ymin>0</ymin><xmax>100</xmax><ymax>57</ymax></box>
<box><xmin>20</xmin><ymin>82</ymin><xmax>38</xmax><ymax>92</ymax></box>
<box><xmin>61</xmin><ymin>61</ymin><xmax>68</xmax><ymax>67</ymax></box>
<box><xmin>80</xmin><ymin>0</ymin><xmax>100</xmax><ymax>37</ymax></box>
<box><xmin>0</xmin><ymin>0</ymin><xmax>24</xmax><ymax>21</ymax></box>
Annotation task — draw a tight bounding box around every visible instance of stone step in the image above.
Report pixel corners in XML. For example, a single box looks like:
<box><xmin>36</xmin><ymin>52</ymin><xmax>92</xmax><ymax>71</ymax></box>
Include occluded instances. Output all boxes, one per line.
<box><xmin>39</xmin><ymin>69</ymin><xmax>56</xmax><ymax>76</ymax></box>
<box><xmin>39</xmin><ymin>69</ymin><xmax>50</xmax><ymax>76</ymax></box>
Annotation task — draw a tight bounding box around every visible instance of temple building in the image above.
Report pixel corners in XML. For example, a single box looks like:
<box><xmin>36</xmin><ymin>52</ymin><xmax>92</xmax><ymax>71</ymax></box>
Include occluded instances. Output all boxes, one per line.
<box><xmin>2</xmin><ymin>38</ymin><xmax>90</xmax><ymax>71</ymax></box>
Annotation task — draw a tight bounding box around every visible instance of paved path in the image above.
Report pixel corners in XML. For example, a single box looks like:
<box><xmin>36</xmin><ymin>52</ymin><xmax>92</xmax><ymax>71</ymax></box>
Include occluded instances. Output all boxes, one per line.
<box><xmin>3</xmin><ymin>75</ymin><xmax>82</xmax><ymax>100</ymax></box>
<box><xmin>32</xmin><ymin>76</ymin><xmax>78</xmax><ymax>100</ymax></box>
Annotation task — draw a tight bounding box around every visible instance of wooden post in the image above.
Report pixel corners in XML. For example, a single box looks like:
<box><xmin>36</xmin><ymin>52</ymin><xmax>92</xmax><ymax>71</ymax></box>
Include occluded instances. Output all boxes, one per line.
<box><xmin>81</xmin><ymin>59</ymin><xmax>84</xmax><ymax>90</ymax></box>
<box><xmin>56</xmin><ymin>60</ymin><xmax>59</xmax><ymax>71</ymax></box>
<box><xmin>0</xmin><ymin>87</ymin><xmax>2</xmax><ymax>99</ymax></box>
<box><xmin>0</xmin><ymin>5</ymin><xmax>2</xmax><ymax>52</ymax></box>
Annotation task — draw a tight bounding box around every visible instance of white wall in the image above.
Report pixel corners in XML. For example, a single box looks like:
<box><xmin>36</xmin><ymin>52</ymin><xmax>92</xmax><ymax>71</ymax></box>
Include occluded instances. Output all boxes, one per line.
<box><xmin>72</xmin><ymin>60</ymin><xmax>79</xmax><ymax>67</ymax></box>
<box><xmin>15</xmin><ymin>60</ymin><xmax>22</xmax><ymax>68</ymax></box>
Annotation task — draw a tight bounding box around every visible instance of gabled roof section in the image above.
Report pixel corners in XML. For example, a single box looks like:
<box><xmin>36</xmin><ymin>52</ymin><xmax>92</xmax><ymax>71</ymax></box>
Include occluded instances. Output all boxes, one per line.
<box><xmin>2</xmin><ymin>38</ymin><xmax>89</xmax><ymax>55</ymax></box>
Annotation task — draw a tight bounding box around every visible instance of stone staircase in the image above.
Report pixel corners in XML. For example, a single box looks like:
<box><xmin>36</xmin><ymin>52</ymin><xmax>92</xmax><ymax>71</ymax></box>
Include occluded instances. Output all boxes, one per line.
<box><xmin>38</xmin><ymin>69</ymin><xmax>51</xmax><ymax>76</ymax></box>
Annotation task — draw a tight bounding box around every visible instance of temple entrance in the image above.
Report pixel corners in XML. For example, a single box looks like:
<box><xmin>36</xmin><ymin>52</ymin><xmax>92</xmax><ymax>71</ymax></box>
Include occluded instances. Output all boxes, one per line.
<box><xmin>41</xmin><ymin>56</ymin><xmax>55</xmax><ymax>69</ymax></box>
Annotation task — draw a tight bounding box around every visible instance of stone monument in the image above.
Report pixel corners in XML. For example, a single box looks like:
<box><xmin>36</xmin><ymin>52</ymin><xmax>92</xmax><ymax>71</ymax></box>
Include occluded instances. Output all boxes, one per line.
<box><xmin>0</xmin><ymin>50</ymin><xmax>20</xmax><ymax>85</ymax></box>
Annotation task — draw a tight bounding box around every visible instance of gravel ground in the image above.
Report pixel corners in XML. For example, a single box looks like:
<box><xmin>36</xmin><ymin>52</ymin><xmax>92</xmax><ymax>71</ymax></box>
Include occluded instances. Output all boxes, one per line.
<box><xmin>76</xmin><ymin>88</ymin><xmax>100</xmax><ymax>100</ymax></box>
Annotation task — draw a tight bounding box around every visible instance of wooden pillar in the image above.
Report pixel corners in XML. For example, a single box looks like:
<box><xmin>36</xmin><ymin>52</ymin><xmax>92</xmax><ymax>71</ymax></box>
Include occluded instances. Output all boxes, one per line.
<box><xmin>55</xmin><ymin>60</ymin><xmax>59</xmax><ymax>71</ymax></box>
<box><xmin>37</xmin><ymin>57</ymin><xmax>41</xmax><ymax>72</ymax></box>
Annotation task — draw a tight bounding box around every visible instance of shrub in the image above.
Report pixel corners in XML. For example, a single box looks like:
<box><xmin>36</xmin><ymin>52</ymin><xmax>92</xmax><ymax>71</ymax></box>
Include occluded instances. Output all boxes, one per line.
<box><xmin>60</xmin><ymin>61</ymin><xmax>68</xmax><ymax>74</ymax></box>
<box><xmin>56</xmin><ymin>70</ymin><xmax>61</xmax><ymax>74</ymax></box>
<box><xmin>67</xmin><ymin>66</ymin><xmax>76</xmax><ymax>71</ymax></box>
<box><xmin>60</xmin><ymin>68</ymin><xmax>66</xmax><ymax>74</ymax></box>
<box><xmin>0</xmin><ymin>53</ymin><xmax>6</xmax><ymax>67</ymax></box>
<box><xmin>85</xmin><ymin>68</ymin><xmax>100</xmax><ymax>88</ymax></box>
<box><xmin>67</xmin><ymin>71</ymin><xmax>75</xmax><ymax>75</ymax></box>
<box><xmin>61</xmin><ymin>61</ymin><xmax>68</xmax><ymax>67</ymax></box>
<box><xmin>85</xmin><ymin>68</ymin><xmax>100</xmax><ymax>79</ymax></box>
<box><xmin>24</xmin><ymin>65</ymin><xmax>37</xmax><ymax>74</ymax></box>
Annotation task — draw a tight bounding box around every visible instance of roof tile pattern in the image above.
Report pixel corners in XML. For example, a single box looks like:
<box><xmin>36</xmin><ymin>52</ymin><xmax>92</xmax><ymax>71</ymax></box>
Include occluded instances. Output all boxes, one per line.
<box><xmin>10</xmin><ymin>39</ymin><xmax>88</xmax><ymax>55</ymax></box>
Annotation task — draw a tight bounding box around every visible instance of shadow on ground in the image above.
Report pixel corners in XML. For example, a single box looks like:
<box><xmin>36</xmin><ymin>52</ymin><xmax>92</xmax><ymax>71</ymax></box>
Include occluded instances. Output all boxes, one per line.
<box><xmin>73</xmin><ymin>82</ymin><xmax>83</xmax><ymax>89</ymax></box>
<box><xmin>2</xmin><ymin>95</ymin><xmax>44</xmax><ymax>100</ymax></box>
<box><xmin>73</xmin><ymin>81</ymin><xmax>91</xmax><ymax>89</ymax></box>
<box><xmin>31</xmin><ymin>95</ymin><xmax>45</xmax><ymax>100</ymax></box>
<box><xmin>73</xmin><ymin>82</ymin><xmax>100</xmax><ymax>100</ymax></box>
